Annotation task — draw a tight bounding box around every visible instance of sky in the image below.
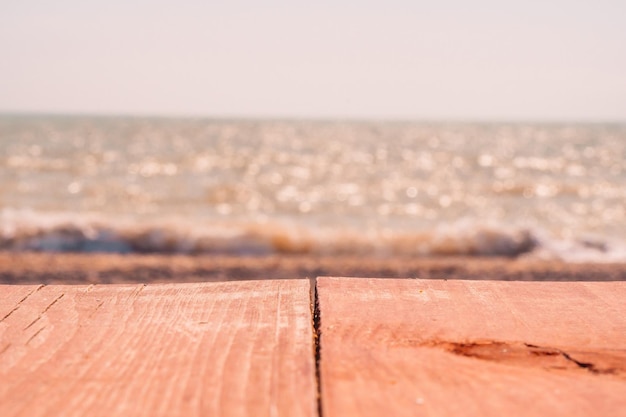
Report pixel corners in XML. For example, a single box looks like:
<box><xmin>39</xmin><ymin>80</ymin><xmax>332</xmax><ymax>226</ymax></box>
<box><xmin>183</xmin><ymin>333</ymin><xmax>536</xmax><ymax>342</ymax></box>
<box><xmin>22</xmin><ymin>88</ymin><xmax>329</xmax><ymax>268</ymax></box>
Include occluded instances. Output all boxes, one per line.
<box><xmin>1</xmin><ymin>0</ymin><xmax>625</xmax><ymax>121</ymax></box>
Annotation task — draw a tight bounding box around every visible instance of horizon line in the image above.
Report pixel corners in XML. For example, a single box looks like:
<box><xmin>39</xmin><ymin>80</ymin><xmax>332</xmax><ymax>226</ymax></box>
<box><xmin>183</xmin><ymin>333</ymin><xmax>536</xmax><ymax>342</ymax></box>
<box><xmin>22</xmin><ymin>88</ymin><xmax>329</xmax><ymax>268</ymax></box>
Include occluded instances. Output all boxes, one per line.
<box><xmin>1</xmin><ymin>110</ymin><xmax>625</xmax><ymax>125</ymax></box>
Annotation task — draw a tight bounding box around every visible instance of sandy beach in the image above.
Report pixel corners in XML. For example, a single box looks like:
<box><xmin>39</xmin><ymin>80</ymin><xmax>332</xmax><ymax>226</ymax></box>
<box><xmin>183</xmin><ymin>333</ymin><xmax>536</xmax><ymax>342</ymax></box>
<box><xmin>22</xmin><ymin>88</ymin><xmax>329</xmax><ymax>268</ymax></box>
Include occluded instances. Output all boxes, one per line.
<box><xmin>1</xmin><ymin>252</ymin><xmax>624</xmax><ymax>285</ymax></box>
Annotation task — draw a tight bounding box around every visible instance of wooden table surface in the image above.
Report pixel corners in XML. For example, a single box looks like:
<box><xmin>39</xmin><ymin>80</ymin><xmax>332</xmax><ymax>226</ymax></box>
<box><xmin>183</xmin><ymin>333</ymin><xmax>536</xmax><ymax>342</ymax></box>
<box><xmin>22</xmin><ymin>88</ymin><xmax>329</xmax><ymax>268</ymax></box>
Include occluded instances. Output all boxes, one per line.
<box><xmin>1</xmin><ymin>278</ymin><xmax>625</xmax><ymax>416</ymax></box>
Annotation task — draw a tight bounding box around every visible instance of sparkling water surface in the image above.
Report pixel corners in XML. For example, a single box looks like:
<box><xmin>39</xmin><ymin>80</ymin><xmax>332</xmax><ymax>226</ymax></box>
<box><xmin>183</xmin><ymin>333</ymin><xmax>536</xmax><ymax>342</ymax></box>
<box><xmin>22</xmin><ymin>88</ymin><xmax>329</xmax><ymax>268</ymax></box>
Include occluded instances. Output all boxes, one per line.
<box><xmin>1</xmin><ymin>115</ymin><xmax>625</xmax><ymax>260</ymax></box>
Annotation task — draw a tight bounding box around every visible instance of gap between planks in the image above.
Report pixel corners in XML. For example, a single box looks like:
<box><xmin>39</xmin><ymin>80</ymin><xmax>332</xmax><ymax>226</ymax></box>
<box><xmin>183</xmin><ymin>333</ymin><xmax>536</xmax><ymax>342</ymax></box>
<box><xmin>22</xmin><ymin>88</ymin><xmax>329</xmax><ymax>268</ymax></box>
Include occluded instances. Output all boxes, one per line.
<box><xmin>309</xmin><ymin>277</ymin><xmax>323</xmax><ymax>417</ymax></box>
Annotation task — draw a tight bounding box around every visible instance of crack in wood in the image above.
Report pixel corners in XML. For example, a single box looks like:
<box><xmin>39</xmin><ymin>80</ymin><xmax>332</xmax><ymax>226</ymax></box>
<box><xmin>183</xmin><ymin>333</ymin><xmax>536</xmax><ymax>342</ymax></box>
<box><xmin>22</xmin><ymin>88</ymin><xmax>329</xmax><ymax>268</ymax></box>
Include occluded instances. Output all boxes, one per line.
<box><xmin>87</xmin><ymin>300</ymin><xmax>106</xmax><ymax>320</ymax></box>
<box><xmin>0</xmin><ymin>285</ymin><xmax>45</xmax><ymax>323</ymax></box>
<box><xmin>418</xmin><ymin>340</ymin><xmax>625</xmax><ymax>378</ymax></box>
<box><xmin>23</xmin><ymin>293</ymin><xmax>65</xmax><ymax>330</ymax></box>
<box><xmin>524</xmin><ymin>343</ymin><xmax>619</xmax><ymax>376</ymax></box>
<box><xmin>25</xmin><ymin>326</ymin><xmax>46</xmax><ymax>346</ymax></box>
<box><xmin>127</xmin><ymin>284</ymin><xmax>147</xmax><ymax>304</ymax></box>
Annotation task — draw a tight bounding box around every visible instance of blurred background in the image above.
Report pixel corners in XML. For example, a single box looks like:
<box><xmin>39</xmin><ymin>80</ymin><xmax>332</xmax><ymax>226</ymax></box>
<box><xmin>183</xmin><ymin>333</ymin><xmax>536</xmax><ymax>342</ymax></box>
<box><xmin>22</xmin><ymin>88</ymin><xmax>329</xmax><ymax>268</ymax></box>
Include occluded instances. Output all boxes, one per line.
<box><xmin>1</xmin><ymin>1</ymin><xmax>625</xmax><ymax>262</ymax></box>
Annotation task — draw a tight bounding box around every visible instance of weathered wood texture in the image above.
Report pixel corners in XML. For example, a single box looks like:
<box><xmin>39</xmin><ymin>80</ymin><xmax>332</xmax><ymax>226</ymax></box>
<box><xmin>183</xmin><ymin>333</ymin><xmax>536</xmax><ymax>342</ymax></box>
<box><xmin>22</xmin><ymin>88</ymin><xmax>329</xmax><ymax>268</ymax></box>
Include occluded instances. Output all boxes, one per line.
<box><xmin>0</xmin><ymin>280</ymin><xmax>316</xmax><ymax>417</ymax></box>
<box><xmin>317</xmin><ymin>278</ymin><xmax>626</xmax><ymax>417</ymax></box>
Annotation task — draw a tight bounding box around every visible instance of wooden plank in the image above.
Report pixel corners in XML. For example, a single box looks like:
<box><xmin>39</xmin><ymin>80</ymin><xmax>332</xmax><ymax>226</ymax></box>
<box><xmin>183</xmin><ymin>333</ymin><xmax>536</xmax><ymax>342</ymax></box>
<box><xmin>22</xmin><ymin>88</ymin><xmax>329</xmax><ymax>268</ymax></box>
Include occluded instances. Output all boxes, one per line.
<box><xmin>317</xmin><ymin>278</ymin><xmax>626</xmax><ymax>417</ymax></box>
<box><xmin>0</xmin><ymin>281</ymin><xmax>317</xmax><ymax>417</ymax></box>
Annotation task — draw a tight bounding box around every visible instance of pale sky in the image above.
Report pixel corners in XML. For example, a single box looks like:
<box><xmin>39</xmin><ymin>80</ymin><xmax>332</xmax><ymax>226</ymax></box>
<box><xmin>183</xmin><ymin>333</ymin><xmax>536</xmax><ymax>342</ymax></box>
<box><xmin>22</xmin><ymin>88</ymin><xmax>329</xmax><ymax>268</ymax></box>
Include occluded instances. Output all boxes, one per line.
<box><xmin>1</xmin><ymin>0</ymin><xmax>625</xmax><ymax>121</ymax></box>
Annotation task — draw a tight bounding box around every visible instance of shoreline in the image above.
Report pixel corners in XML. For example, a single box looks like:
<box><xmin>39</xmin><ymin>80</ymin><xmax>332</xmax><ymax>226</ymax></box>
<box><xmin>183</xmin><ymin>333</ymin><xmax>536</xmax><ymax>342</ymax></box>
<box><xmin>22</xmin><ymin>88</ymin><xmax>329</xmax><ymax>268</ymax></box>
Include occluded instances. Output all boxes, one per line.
<box><xmin>1</xmin><ymin>252</ymin><xmax>625</xmax><ymax>285</ymax></box>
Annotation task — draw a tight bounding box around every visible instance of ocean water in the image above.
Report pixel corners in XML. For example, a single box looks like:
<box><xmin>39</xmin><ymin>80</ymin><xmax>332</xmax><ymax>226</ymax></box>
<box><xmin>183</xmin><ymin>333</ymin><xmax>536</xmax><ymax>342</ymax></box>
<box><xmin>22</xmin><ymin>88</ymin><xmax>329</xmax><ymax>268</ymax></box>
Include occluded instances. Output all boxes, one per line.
<box><xmin>1</xmin><ymin>115</ymin><xmax>625</xmax><ymax>262</ymax></box>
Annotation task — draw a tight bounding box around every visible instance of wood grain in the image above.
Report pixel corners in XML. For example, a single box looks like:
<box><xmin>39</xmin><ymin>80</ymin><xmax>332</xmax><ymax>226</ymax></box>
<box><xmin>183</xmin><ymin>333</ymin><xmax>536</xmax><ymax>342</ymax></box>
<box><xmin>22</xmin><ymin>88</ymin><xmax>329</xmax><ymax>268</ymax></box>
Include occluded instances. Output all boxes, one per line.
<box><xmin>0</xmin><ymin>280</ymin><xmax>316</xmax><ymax>417</ymax></box>
<box><xmin>316</xmin><ymin>278</ymin><xmax>626</xmax><ymax>417</ymax></box>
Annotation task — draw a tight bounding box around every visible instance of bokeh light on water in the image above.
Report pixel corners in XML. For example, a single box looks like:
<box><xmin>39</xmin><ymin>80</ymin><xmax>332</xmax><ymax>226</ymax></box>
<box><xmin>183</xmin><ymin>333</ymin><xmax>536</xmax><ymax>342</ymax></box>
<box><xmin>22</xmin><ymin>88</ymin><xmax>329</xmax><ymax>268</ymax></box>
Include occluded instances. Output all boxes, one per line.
<box><xmin>1</xmin><ymin>116</ymin><xmax>625</xmax><ymax>260</ymax></box>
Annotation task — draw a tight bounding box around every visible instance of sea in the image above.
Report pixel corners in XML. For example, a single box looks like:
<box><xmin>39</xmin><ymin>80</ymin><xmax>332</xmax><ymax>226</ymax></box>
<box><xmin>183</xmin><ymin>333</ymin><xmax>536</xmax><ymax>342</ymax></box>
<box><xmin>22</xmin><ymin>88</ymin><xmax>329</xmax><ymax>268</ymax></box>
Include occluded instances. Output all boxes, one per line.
<box><xmin>1</xmin><ymin>115</ymin><xmax>625</xmax><ymax>262</ymax></box>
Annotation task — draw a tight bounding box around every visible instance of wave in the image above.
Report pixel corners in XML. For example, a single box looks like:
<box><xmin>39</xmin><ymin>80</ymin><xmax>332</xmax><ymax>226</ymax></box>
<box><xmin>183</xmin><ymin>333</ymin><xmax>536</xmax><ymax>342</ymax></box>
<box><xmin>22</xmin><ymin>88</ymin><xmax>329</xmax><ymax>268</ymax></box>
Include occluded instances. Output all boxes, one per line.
<box><xmin>1</xmin><ymin>209</ymin><xmax>625</xmax><ymax>262</ymax></box>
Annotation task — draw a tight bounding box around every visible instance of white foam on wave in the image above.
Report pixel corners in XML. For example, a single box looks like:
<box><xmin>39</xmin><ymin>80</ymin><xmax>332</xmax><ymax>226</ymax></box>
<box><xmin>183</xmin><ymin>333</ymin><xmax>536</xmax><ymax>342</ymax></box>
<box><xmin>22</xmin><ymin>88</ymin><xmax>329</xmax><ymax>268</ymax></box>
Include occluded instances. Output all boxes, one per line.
<box><xmin>527</xmin><ymin>232</ymin><xmax>626</xmax><ymax>263</ymax></box>
<box><xmin>1</xmin><ymin>208</ymin><xmax>625</xmax><ymax>262</ymax></box>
